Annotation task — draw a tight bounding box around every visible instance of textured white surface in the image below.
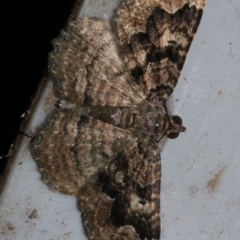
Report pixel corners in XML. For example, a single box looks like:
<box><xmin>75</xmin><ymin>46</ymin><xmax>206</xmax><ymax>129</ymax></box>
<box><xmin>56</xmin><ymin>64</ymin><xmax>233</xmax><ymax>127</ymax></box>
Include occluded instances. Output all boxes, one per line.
<box><xmin>162</xmin><ymin>1</ymin><xmax>240</xmax><ymax>239</ymax></box>
<box><xmin>1</xmin><ymin>0</ymin><xmax>240</xmax><ymax>239</ymax></box>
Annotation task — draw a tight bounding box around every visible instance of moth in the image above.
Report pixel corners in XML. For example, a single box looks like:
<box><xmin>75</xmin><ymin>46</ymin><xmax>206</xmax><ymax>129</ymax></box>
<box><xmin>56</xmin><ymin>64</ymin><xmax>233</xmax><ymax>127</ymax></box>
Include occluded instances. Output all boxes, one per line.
<box><xmin>30</xmin><ymin>0</ymin><xmax>206</xmax><ymax>239</ymax></box>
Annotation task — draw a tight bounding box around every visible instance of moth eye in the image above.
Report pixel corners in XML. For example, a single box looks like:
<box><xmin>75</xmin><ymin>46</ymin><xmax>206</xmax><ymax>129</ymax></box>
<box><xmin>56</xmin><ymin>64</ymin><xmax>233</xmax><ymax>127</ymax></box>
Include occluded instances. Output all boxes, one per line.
<box><xmin>172</xmin><ymin>115</ymin><xmax>182</xmax><ymax>125</ymax></box>
<box><xmin>167</xmin><ymin>132</ymin><xmax>179</xmax><ymax>139</ymax></box>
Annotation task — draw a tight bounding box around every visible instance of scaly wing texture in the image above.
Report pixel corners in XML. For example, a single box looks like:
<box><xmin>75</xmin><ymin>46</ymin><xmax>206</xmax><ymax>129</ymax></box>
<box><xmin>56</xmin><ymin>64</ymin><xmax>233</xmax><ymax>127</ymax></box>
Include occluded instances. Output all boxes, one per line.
<box><xmin>49</xmin><ymin>18</ymin><xmax>144</xmax><ymax>107</ymax></box>
<box><xmin>30</xmin><ymin>109</ymin><xmax>136</xmax><ymax>195</ymax></box>
<box><xmin>117</xmin><ymin>0</ymin><xmax>206</xmax><ymax>105</ymax></box>
<box><xmin>78</xmin><ymin>140</ymin><xmax>161</xmax><ymax>240</ymax></box>
<box><xmin>30</xmin><ymin>1</ymin><xmax>206</xmax><ymax>239</ymax></box>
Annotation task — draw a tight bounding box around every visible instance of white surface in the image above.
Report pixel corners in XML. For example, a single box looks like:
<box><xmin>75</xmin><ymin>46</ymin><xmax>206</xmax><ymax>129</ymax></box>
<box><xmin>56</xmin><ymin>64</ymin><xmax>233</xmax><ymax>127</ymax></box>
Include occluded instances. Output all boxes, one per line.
<box><xmin>1</xmin><ymin>0</ymin><xmax>240</xmax><ymax>239</ymax></box>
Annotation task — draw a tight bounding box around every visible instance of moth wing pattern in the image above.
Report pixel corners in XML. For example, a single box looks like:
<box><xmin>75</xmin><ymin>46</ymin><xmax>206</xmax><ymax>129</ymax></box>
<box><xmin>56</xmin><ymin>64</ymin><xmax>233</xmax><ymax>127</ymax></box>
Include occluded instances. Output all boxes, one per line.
<box><xmin>30</xmin><ymin>108</ymin><xmax>136</xmax><ymax>195</ymax></box>
<box><xmin>49</xmin><ymin>18</ymin><xmax>144</xmax><ymax>107</ymax></box>
<box><xmin>78</xmin><ymin>139</ymin><xmax>161</xmax><ymax>240</ymax></box>
<box><xmin>29</xmin><ymin>0</ymin><xmax>206</xmax><ymax>239</ymax></box>
<box><xmin>117</xmin><ymin>0</ymin><xmax>206</xmax><ymax>105</ymax></box>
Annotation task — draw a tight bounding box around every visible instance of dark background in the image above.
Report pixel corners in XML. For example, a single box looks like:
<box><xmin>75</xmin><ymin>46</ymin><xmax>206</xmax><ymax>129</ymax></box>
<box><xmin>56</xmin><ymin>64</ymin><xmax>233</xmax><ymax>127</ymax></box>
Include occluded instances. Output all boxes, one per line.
<box><xmin>0</xmin><ymin>0</ymin><xmax>76</xmax><ymax>175</ymax></box>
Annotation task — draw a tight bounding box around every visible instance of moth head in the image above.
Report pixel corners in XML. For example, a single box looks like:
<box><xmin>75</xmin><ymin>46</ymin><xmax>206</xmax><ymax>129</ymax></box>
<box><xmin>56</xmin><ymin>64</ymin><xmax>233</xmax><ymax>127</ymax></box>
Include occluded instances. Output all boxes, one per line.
<box><xmin>167</xmin><ymin>115</ymin><xmax>186</xmax><ymax>139</ymax></box>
